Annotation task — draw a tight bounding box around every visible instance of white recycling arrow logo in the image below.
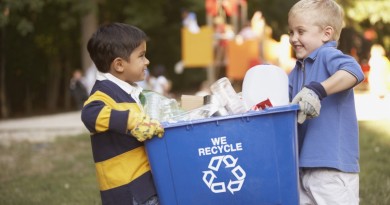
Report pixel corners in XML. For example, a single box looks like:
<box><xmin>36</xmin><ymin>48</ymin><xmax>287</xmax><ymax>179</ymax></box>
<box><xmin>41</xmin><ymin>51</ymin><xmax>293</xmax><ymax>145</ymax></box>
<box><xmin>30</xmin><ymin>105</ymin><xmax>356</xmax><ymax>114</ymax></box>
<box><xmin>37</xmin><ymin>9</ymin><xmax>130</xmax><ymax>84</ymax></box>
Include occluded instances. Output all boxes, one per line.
<box><xmin>202</xmin><ymin>155</ymin><xmax>246</xmax><ymax>194</ymax></box>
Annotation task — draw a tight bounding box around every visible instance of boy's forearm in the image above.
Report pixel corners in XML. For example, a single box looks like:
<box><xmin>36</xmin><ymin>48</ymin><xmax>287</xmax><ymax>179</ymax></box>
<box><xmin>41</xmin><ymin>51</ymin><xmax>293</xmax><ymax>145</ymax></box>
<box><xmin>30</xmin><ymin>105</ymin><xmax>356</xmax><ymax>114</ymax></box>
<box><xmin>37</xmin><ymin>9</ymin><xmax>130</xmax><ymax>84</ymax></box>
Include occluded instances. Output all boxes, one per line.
<box><xmin>321</xmin><ymin>70</ymin><xmax>358</xmax><ymax>95</ymax></box>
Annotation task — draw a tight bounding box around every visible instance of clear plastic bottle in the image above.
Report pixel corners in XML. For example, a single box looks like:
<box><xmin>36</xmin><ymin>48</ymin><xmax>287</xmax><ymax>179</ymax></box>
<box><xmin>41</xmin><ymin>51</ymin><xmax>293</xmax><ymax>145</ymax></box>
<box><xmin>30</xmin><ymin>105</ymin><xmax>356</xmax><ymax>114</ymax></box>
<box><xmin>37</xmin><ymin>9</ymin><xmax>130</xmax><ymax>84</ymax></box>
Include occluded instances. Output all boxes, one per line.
<box><xmin>210</xmin><ymin>77</ymin><xmax>247</xmax><ymax>115</ymax></box>
<box><xmin>160</xmin><ymin>98</ymin><xmax>182</xmax><ymax>122</ymax></box>
<box><xmin>143</xmin><ymin>91</ymin><xmax>184</xmax><ymax>122</ymax></box>
<box><xmin>203</xmin><ymin>94</ymin><xmax>229</xmax><ymax>117</ymax></box>
<box><xmin>170</xmin><ymin>103</ymin><xmax>220</xmax><ymax>122</ymax></box>
<box><xmin>143</xmin><ymin>92</ymin><xmax>162</xmax><ymax>120</ymax></box>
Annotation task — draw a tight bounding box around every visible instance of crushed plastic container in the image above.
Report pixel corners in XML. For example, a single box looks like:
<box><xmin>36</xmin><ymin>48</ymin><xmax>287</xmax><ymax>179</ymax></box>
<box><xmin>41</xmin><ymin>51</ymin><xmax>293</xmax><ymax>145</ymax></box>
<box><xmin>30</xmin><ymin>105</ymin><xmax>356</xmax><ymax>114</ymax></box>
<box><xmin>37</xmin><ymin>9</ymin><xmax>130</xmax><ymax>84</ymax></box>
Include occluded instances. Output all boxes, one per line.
<box><xmin>145</xmin><ymin>105</ymin><xmax>300</xmax><ymax>205</ymax></box>
<box><xmin>210</xmin><ymin>77</ymin><xmax>247</xmax><ymax>114</ymax></box>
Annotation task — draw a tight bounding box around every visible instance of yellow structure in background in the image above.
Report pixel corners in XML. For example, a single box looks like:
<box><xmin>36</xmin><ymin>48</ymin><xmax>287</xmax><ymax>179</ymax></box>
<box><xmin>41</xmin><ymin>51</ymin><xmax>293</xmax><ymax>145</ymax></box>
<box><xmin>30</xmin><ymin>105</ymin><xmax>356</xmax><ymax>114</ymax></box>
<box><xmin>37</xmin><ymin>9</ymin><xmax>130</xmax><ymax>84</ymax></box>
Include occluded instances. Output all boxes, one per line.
<box><xmin>180</xmin><ymin>10</ymin><xmax>296</xmax><ymax>82</ymax></box>
<box><xmin>226</xmin><ymin>39</ymin><xmax>259</xmax><ymax>80</ymax></box>
<box><xmin>182</xmin><ymin>26</ymin><xmax>214</xmax><ymax>68</ymax></box>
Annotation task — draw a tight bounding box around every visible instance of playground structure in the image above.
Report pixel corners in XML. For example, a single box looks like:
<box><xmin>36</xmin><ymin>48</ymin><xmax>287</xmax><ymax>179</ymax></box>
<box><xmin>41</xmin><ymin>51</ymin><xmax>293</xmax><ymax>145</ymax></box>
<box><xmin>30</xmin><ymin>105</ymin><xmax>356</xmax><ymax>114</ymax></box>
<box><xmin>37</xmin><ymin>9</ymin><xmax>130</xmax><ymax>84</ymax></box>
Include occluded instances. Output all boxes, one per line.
<box><xmin>181</xmin><ymin>0</ymin><xmax>296</xmax><ymax>84</ymax></box>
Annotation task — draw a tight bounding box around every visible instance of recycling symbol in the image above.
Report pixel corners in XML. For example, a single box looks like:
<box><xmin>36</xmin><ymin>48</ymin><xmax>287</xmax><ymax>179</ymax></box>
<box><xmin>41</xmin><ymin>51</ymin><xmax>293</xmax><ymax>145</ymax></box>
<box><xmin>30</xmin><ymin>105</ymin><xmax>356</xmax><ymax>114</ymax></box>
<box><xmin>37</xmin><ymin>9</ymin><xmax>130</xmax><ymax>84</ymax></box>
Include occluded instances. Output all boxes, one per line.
<box><xmin>202</xmin><ymin>155</ymin><xmax>246</xmax><ymax>194</ymax></box>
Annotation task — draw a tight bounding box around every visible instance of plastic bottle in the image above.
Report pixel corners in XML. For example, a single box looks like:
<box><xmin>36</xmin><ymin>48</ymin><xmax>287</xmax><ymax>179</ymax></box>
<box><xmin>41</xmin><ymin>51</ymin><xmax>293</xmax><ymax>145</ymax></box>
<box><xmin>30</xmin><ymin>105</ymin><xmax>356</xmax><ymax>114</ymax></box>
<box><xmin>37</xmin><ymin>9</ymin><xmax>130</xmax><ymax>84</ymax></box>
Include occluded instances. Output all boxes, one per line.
<box><xmin>144</xmin><ymin>92</ymin><xmax>162</xmax><ymax>120</ymax></box>
<box><xmin>210</xmin><ymin>77</ymin><xmax>247</xmax><ymax>114</ymax></box>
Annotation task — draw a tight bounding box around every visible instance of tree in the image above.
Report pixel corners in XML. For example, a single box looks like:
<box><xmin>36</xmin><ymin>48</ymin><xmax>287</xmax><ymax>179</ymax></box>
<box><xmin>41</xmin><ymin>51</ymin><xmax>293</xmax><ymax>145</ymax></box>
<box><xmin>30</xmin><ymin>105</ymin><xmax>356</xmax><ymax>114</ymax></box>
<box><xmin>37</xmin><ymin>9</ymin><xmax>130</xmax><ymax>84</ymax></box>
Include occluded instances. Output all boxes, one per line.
<box><xmin>79</xmin><ymin>0</ymin><xmax>98</xmax><ymax>71</ymax></box>
<box><xmin>0</xmin><ymin>0</ymin><xmax>187</xmax><ymax>117</ymax></box>
<box><xmin>0</xmin><ymin>0</ymin><xmax>85</xmax><ymax>115</ymax></box>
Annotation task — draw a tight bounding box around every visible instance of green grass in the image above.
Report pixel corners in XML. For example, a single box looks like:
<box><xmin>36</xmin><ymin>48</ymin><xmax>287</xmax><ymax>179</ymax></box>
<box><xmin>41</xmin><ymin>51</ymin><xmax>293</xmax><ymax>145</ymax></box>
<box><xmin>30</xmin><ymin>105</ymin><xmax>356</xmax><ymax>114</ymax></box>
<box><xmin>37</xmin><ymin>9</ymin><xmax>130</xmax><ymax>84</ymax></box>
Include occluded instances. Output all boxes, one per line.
<box><xmin>359</xmin><ymin>120</ymin><xmax>390</xmax><ymax>205</ymax></box>
<box><xmin>0</xmin><ymin>121</ymin><xmax>390</xmax><ymax>204</ymax></box>
<box><xmin>0</xmin><ymin>135</ymin><xmax>101</xmax><ymax>205</ymax></box>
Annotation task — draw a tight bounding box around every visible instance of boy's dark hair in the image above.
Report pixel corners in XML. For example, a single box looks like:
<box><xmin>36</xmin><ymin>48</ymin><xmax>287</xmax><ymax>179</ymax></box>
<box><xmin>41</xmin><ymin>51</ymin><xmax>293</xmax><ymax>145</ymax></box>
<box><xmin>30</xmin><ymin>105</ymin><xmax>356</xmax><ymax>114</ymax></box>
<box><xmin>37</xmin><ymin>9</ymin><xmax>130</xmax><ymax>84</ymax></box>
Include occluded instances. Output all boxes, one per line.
<box><xmin>87</xmin><ymin>23</ymin><xmax>148</xmax><ymax>73</ymax></box>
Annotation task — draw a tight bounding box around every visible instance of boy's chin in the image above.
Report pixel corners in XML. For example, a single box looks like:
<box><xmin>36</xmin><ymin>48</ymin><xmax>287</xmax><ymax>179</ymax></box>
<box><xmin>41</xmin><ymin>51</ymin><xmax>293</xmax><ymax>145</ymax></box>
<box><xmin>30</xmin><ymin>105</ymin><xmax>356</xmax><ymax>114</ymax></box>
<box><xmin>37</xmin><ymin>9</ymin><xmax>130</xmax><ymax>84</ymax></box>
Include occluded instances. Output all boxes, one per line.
<box><xmin>295</xmin><ymin>53</ymin><xmax>306</xmax><ymax>60</ymax></box>
<box><xmin>135</xmin><ymin>78</ymin><xmax>145</xmax><ymax>84</ymax></box>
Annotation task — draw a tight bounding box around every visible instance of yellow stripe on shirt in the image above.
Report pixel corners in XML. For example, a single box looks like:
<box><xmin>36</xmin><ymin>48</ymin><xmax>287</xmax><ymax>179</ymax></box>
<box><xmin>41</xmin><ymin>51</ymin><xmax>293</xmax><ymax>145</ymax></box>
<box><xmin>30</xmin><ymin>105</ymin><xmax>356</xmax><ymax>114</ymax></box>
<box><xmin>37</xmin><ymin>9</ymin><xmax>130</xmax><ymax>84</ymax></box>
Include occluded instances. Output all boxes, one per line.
<box><xmin>95</xmin><ymin>146</ymin><xmax>150</xmax><ymax>191</ymax></box>
<box><xmin>84</xmin><ymin>91</ymin><xmax>141</xmax><ymax>132</ymax></box>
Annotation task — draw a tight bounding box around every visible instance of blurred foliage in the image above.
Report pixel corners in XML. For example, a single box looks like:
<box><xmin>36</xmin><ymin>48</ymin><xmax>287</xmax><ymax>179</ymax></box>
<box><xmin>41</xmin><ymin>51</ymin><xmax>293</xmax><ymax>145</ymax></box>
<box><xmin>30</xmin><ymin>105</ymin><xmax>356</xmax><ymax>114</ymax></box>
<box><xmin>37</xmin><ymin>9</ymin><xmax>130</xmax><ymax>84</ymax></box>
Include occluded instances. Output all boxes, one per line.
<box><xmin>346</xmin><ymin>1</ymin><xmax>390</xmax><ymax>25</ymax></box>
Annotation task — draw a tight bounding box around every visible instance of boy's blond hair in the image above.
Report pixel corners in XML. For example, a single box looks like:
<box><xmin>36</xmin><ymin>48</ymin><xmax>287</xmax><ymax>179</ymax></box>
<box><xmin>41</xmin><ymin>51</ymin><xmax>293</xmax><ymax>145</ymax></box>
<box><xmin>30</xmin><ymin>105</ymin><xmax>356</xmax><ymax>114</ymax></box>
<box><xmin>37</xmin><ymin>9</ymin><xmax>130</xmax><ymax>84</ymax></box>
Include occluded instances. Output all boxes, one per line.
<box><xmin>288</xmin><ymin>0</ymin><xmax>344</xmax><ymax>41</ymax></box>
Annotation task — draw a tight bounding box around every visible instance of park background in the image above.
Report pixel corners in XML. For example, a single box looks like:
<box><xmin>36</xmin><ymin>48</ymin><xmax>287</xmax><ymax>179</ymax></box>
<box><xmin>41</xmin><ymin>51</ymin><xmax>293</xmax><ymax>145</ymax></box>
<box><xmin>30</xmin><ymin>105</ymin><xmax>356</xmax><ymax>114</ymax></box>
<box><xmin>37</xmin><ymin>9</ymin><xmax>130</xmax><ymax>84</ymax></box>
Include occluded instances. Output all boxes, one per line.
<box><xmin>0</xmin><ymin>0</ymin><xmax>389</xmax><ymax>118</ymax></box>
<box><xmin>0</xmin><ymin>0</ymin><xmax>390</xmax><ymax>204</ymax></box>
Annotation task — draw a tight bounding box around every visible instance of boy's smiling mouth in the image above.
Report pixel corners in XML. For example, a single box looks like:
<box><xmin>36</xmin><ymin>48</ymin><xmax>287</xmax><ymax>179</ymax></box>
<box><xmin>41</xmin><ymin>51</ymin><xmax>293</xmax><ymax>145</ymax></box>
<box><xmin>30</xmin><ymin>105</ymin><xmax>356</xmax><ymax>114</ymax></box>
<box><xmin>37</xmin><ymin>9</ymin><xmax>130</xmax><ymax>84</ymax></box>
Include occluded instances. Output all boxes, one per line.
<box><xmin>293</xmin><ymin>44</ymin><xmax>304</xmax><ymax>50</ymax></box>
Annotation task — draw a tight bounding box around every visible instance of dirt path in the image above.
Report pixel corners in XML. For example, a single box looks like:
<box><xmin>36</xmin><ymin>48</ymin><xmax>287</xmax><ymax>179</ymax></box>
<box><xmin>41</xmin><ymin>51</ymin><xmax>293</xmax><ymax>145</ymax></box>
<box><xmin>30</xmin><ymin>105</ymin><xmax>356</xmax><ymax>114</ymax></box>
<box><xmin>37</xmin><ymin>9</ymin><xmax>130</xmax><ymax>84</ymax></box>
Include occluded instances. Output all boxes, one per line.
<box><xmin>0</xmin><ymin>111</ymin><xmax>88</xmax><ymax>145</ymax></box>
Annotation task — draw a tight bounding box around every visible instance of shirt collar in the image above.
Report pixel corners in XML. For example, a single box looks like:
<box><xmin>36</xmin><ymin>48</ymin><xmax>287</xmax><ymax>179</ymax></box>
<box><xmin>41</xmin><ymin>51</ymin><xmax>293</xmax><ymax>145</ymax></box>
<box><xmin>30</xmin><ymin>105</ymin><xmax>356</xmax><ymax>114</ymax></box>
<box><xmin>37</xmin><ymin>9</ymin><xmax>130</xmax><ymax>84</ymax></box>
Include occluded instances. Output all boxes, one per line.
<box><xmin>96</xmin><ymin>72</ymin><xmax>143</xmax><ymax>96</ymax></box>
<box><xmin>307</xmin><ymin>41</ymin><xmax>337</xmax><ymax>60</ymax></box>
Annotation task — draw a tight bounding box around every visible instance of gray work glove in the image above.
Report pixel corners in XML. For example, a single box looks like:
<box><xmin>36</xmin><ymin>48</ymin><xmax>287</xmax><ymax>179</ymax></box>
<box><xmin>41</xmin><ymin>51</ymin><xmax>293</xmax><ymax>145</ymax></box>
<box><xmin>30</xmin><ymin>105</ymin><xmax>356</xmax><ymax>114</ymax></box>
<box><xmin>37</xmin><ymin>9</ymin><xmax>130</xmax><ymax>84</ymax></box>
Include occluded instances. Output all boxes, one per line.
<box><xmin>291</xmin><ymin>82</ymin><xmax>327</xmax><ymax>124</ymax></box>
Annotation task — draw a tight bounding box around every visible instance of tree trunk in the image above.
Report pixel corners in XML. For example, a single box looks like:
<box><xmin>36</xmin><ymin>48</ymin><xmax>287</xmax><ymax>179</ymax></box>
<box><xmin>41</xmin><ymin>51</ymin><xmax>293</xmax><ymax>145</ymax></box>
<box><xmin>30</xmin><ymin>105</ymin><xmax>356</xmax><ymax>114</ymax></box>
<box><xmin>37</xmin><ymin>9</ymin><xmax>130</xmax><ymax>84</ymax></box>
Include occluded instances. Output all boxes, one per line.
<box><xmin>0</xmin><ymin>27</ymin><xmax>9</xmax><ymax>118</ymax></box>
<box><xmin>80</xmin><ymin>1</ymin><xmax>98</xmax><ymax>72</ymax></box>
<box><xmin>25</xmin><ymin>85</ymin><xmax>33</xmax><ymax>114</ymax></box>
<box><xmin>63</xmin><ymin>59</ymin><xmax>72</xmax><ymax>110</ymax></box>
<box><xmin>46</xmin><ymin>57</ymin><xmax>62</xmax><ymax>112</ymax></box>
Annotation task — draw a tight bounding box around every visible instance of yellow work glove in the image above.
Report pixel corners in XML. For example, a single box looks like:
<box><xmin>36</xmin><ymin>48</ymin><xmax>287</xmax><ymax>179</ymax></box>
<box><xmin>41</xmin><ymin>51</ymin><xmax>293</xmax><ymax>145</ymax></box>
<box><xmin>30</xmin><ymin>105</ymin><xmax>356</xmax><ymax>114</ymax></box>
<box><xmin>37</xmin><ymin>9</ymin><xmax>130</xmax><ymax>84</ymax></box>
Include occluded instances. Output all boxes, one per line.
<box><xmin>128</xmin><ymin>112</ymin><xmax>164</xmax><ymax>142</ymax></box>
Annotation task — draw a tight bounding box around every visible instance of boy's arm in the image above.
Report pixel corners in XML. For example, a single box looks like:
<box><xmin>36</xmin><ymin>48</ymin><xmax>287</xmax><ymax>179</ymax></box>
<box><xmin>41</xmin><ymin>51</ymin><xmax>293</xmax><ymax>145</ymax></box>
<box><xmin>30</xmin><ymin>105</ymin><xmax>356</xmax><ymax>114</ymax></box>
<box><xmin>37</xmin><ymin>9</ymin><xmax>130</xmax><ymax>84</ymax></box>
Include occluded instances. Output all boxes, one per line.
<box><xmin>292</xmin><ymin>50</ymin><xmax>364</xmax><ymax>123</ymax></box>
<box><xmin>321</xmin><ymin>70</ymin><xmax>358</xmax><ymax>95</ymax></box>
<box><xmin>81</xmin><ymin>91</ymin><xmax>164</xmax><ymax>141</ymax></box>
<box><xmin>292</xmin><ymin>70</ymin><xmax>361</xmax><ymax>124</ymax></box>
<box><xmin>81</xmin><ymin>91</ymin><xmax>129</xmax><ymax>134</ymax></box>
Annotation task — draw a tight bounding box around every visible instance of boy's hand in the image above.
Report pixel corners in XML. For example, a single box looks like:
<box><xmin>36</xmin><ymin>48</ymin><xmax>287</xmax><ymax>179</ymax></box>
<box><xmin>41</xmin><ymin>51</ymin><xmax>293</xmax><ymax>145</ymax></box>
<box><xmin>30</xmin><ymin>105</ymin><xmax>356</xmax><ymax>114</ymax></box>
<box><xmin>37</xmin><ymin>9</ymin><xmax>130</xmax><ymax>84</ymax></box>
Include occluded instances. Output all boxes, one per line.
<box><xmin>128</xmin><ymin>113</ymin><xmax>164</xmax><ymax>142</ymax></box>
<box><xmin>291</xmin><ymin>87</ymin><xmax>321</xmax><ymax>124</ymax></box>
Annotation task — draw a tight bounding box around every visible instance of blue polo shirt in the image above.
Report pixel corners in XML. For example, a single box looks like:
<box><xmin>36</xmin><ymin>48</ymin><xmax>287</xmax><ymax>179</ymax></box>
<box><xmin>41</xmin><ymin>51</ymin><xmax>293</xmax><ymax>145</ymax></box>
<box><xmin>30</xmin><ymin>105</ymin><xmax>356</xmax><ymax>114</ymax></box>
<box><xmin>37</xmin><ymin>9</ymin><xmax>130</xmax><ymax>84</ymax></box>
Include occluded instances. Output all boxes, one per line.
<box><xmin>289</xmin><ymin>41</ymin><xmax>365</xmax><ymax>173</ymax></box>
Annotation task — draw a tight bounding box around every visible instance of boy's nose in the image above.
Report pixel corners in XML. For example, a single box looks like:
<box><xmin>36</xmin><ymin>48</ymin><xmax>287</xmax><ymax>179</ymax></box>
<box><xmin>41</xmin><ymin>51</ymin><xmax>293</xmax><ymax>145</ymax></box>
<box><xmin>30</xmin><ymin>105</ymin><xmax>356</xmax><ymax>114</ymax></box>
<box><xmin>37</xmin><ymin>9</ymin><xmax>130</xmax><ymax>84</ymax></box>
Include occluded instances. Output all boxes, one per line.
<box><xmin>145</xmin><ymin>58</ymin><xmax>150</xmax><ymax>65</ymax></box>
<box><xmin>289</xmin><ymin>34</ymin><xmax>297</xmax><ymax>44</ymax></box>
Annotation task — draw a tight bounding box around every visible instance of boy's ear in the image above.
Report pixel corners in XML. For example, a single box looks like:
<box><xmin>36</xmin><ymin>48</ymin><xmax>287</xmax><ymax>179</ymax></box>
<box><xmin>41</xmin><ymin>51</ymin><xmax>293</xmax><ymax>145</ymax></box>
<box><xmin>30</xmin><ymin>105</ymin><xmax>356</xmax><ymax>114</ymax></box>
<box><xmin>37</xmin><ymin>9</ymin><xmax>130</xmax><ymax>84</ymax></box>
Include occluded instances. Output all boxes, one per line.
<box><xmin>112</xmin><ymin>57</ymin><xmax>124</xmax><ymax>73</ymax></box>
<box><xmin>322</xmin><ymin>26</ymin><xmax>334</xmax><ymax>42</ymax></box>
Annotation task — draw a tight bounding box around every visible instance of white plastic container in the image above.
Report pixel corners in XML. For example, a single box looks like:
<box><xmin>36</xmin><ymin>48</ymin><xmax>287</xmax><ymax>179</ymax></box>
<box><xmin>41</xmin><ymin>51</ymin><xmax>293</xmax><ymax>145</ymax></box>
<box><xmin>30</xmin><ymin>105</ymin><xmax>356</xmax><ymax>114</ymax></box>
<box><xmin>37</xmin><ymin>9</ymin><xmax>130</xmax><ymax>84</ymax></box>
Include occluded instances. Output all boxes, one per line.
<box><xmin>242</xmin><ymin>65</ymin><xmax>289</xmax><ymax>109</ymax></box>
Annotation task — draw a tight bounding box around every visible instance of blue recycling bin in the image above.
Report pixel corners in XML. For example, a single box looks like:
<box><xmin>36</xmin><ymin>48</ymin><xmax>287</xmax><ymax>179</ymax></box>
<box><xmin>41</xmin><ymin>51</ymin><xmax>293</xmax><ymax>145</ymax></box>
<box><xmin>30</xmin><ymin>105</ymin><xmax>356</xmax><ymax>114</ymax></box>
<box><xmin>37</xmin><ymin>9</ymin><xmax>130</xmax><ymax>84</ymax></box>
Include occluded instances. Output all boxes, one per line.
<box><xmin>145</xmin><ymin>105</ymin><xmax>300</xmax><ymax>205</ymax></box>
